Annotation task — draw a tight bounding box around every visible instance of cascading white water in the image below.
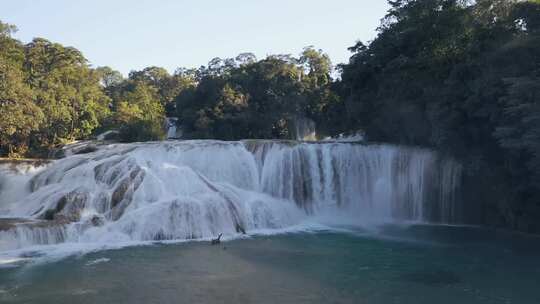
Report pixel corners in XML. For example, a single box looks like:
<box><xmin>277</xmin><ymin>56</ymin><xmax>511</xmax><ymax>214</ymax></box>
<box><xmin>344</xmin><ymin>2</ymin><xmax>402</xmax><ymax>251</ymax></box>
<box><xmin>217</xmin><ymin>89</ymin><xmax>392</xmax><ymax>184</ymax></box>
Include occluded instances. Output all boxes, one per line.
<box><xmin>0</xmin><ymin>140</ymin><xmax>462</xmax><ymax>251</ymax></box>
<box><xmin>292</xmin><ymin>116</ymin><xmax>317</xmax><ymax>141</ymax></box>
<box><xmin>0</xmin><ymin>161</ymin><xmax>49</xmax><ymax>215</ymax></box>
<box><xmin>165</xmin><ymin>117</ymin><xmax>183</xmax><ymax>139</ymax></box>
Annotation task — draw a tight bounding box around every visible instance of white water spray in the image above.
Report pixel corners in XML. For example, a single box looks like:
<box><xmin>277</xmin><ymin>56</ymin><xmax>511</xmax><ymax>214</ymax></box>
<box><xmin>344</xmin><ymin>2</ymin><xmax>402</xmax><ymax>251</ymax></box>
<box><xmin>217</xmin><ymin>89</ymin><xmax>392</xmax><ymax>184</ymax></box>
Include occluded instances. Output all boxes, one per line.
<box><xmin>0</xmin><ymin>140</ymin><xmax>461</xmax><ymax>251</ymax></box>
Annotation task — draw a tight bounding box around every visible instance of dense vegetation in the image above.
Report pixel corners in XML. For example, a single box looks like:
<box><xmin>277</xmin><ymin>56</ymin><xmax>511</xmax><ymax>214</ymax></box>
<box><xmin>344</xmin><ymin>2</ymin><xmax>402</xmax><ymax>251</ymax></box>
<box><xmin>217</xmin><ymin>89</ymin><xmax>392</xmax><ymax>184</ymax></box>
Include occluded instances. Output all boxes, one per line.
<box><xmin>0</xmin><ymin>23</ymin><xmax>191</xmax><ymax>157</ymax></box>
<box><xmin>0</xmin><ymin>21</ymin><xmax>336</xmax><ymax>156</ymax></box>
<box><xmin>336</xmin><ymin>0</ymin><xmax>540</xmax><ymax>232</ymax></box>
<box><xmin>175</xmin><ymin>49</ymin><xmax>338</xmax><ymax>139</ymax></box>
<box><xmin>1</xmin><ymin>0</ymin><xmax>539</xmax><ymax>232</ymax></box>
<box><xmin>0</xmin><ymin>23</ymin><xmax>109</xmax><ymax>157</ymax></box>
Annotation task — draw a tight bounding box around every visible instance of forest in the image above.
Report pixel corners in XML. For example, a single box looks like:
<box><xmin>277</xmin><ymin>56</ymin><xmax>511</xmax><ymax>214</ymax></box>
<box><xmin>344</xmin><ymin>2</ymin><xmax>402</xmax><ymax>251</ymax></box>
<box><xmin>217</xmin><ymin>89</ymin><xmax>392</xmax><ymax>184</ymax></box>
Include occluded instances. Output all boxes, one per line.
<box><xmin>0</xmin><ymin>21</ymin><xmax>337</xmax><ymax>156</ymax></box>
<box><xmin>1</xmin><ymin>0</ymin><xmax>539</xmax><ymax>231</ymax></box>
<box><xmin>337</xmin><ymin>0</ymin><xmax>540</xmax><ymax>231</ymax></box>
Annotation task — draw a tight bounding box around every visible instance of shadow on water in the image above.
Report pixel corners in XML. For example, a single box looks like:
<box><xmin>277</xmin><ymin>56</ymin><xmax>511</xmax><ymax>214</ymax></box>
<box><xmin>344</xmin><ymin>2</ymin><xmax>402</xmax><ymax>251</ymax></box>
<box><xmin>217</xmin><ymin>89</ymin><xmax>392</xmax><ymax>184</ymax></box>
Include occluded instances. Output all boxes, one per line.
<box><xmin>376</xmin><ymin>223</ymin><xmax>540</xmax><ymax>256</ymax></box>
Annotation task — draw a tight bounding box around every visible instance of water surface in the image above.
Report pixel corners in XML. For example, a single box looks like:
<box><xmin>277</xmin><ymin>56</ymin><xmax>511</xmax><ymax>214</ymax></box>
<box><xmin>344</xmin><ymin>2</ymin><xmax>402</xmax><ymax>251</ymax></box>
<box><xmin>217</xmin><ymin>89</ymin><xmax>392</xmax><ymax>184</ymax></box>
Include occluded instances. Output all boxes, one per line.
<box><xmin>1</xmin><ymin>225</ymin><xmax>539</xmax><ymax>304</ymax></box>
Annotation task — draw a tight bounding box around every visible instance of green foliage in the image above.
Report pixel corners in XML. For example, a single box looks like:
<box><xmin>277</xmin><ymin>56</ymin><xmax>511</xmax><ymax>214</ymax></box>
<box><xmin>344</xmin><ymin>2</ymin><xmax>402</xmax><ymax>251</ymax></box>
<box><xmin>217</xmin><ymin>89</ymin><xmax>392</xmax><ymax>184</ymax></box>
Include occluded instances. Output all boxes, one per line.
<box><xmin>336</xmin><ymin>0</ymin><xmax>540</xmax><ymax>231</ymax></box>
<box><xmin>95</xmin><ymin>66</ymin><xmax>123</xmax><ymax>90</ymax></box>
<box><xmin>0</xmin><ymin>20</ymin><xmax>172</xmax><ymax>156</ymax></box>
<box><xmin>0</xmin><ymin>20</ymin><xmax>335</xmax><ymax>155</ymax></box>
<box><xmin>495</xmin><ymin>77</ymin><xmax>540</xmax><ymax>191</ymax></box>
<box><xmin>0</xmin><ymin>56</ymin><xmax>43</xmax><ymax>157</ymax></box>
<box><xmin>0</xmin><ymin>20</ymin><xmax>190</xmax><ymax>155</ymax></box>
<box><xmin>175</xmin><ymin>50</ymin><xmax>335</xmax><ymax>140</ymax></box>
<box><xmin>127</xmin><ymin>66</ymin><xmax>196</xmax><ymax>115</ymax></box>
<box><xmin>298</xmin><ymin>47</ymin><xmax>343</xmax><ymax>134</ymax></box>
<box><xmin>0</xmin><ymin>21</ymin><xmax>43</xmax><ymax>157</ymax></box>
<box><xmin>23</xmin><ymin>38</ymin><xmax>111</xmax><ymax>149</ymax></box>
<box><xmin>0</xmin><ymin>23</ymin><xmax>115</xmax><ymax>157</ymax></box>
<box><xmin>101</xmin><ymin>65</ymin><xmax>198</xmax><ymax>142</ymax></box>
<box><xmin>111</xmin><ymin>81</ymin><xmax>166</xmax><ymax>142</ymax></box>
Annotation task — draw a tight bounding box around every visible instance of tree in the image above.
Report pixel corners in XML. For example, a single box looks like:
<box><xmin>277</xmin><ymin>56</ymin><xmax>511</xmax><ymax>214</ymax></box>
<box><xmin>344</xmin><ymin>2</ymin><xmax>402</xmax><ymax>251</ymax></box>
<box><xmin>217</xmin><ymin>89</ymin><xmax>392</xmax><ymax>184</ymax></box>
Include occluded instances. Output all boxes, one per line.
<box><xmin>96</xmin><ymin>66</ymin><xmax>123</xmax><ymax>90</ymax></box>
<box><xmin>495</xmin><ymin>77</ymin><xmax>540</xmax><ymax>191</ymax></box>
<box><xmin>335</xmin><ymin>0</ymin><xmax>540</xmax><ymax>232</ymax></box>
<box><xmin>235</xmin><ymin>53</ymin><xmax>257</xmax><ymax>66</ymax></box>
<box><xmin>174</xmin><ymin>50</ymin><xmax>338</xmax><ymax>140</ymax></box>
<box><xmin>298</xmin><ymin>47</ymin><xmax>337</xmax><ymax>133</ymax></box>
<box><xmin>127</xmin><ymin>66</ymin><xmax>195</xmax><ymax>115</ymax></box>
<box><xmin>0</xmin><ymin>21</ymin><xmax>43</xmax><ymax>157</ymax></box>
<box><xmin>112</xmin><ymin>82</ymin><xmax>165</xmax><ymax>142</ymax></box>
<box><xmin>0</xmin><ymin>56</ymin><xmax>43</xmax><ymax>157</ymax></box>
<box><xmin>24</xmin><ymin>38</ymin><xmax>111</xmax><ymax>148</ymax></box>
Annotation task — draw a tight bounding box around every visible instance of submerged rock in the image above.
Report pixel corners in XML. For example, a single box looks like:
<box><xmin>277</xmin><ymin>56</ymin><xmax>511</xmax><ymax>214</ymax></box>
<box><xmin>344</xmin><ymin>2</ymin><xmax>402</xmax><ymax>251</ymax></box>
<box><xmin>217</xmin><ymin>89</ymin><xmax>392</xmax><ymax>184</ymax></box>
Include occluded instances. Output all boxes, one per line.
<box><xmin>90</xmin><ymin>215</ymin><xmax>105</xmax><ymax>227</ymax></box>
<box><xmin>0</xmin><ymin>218</ymin><xmax>34</xmax><ymax>232</ymax></box>
<box><xmin>39</xmin><ymin>190</ymin><xmax>88</xmax><ymax>222</ymax></box>
<box><xmin>109</xmin><ymin>167</ymin><xmax>145</xmax><ymax>220</ymax></box>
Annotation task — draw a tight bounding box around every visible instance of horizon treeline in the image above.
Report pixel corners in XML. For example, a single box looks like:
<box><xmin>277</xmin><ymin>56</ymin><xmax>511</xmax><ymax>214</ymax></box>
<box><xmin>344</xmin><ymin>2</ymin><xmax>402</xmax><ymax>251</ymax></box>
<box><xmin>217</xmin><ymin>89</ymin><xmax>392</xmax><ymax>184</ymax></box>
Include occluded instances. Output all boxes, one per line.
<box><xmin>1</xmin><ymin>1</ymin><xmax>539</xmax><ymax>230</ymax></box>
<box><xmin>0</xmin><ymin>18</ymin><xmax>338</xmax><ymax>157</ymax></box>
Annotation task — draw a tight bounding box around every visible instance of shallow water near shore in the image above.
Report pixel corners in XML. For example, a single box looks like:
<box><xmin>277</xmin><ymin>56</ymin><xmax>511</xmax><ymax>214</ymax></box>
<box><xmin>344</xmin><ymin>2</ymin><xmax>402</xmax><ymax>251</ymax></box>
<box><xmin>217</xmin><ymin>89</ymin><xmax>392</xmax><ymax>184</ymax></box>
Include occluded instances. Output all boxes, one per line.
<box><xmin>1</xmin><ymin>224</ymin><xmax>539</xmax><ymax>304</ymax></box>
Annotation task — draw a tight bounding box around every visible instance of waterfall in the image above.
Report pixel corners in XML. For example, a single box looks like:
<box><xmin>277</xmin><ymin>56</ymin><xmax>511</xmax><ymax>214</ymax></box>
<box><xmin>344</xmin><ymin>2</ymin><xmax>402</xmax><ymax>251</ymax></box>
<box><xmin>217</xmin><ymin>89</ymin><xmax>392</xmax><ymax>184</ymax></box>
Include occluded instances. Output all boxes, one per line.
<box><xmin>165</xmin><ymin>117</ymin><xmax>182</xmax><ymax>139</ymax></box>
<box><xmin>0</xmin><ymin>141</ymin><xmax>462</xmax><ymax>251</ymax></box>
<box><xmin>291</xmin><ymin>117</ymin><xmax>317</xmax><ymax>141</ymax></box>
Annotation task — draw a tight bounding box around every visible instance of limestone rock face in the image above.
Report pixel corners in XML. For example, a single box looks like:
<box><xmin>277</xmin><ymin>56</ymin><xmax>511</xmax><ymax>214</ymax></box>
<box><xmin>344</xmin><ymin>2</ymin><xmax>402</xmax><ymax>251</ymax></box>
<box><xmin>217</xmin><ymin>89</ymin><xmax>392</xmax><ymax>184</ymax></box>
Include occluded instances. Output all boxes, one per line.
<box><xmin>110</xmin><ymin>167</ymin><xmax>145</xmax><ymax>220</ymax></box>
<box><xmin>40</xmin><ymin>190</ymin><xmax>89</xmax><ymax>222</ymax></box>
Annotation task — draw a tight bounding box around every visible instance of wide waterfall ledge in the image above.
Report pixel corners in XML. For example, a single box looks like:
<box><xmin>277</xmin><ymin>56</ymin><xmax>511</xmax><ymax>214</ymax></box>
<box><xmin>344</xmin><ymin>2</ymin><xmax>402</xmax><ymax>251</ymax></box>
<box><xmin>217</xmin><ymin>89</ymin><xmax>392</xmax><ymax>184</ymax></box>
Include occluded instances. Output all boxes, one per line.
<box><xmin>0</xmin><ymin>140</ymin><xmax>462</xmax><ymax>252</ymax></box>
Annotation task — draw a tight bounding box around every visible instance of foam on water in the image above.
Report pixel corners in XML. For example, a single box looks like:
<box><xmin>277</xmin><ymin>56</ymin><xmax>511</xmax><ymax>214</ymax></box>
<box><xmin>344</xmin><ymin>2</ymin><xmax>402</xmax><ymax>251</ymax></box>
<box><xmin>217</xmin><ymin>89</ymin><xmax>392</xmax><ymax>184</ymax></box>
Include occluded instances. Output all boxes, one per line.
<box><xmin>85</xmin><ymin>257</ymin><xmax>110</xmax><ymax>266</ymax></box>
<box><xmin>0</xmin><ymin>140</ymin><xmax>462</xmax><ymax>261</ymax></box>
<box><xmin>0</xmin><ymin>162</ymin><xmax>48</xmax><ymax>214</ymax></box>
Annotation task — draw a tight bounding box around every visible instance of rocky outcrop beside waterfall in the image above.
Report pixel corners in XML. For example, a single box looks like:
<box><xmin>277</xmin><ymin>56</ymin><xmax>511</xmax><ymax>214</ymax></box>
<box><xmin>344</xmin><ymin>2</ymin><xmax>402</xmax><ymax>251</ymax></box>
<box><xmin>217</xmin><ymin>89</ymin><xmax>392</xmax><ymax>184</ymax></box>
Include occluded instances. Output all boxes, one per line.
<box><xmin>0</xmin><ymin>159</ymin><xmax>51</xmax><ymax>173</ymax></box>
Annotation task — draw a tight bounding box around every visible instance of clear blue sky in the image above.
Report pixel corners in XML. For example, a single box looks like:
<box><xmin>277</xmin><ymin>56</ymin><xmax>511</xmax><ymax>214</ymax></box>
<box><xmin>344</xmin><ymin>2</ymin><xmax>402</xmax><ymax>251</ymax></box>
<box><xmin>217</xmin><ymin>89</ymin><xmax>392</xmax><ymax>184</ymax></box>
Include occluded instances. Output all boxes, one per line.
<box><xmin>2</xmin><ymin>0</ymin><xmax>389</xmax><ymax>75</ymax></box>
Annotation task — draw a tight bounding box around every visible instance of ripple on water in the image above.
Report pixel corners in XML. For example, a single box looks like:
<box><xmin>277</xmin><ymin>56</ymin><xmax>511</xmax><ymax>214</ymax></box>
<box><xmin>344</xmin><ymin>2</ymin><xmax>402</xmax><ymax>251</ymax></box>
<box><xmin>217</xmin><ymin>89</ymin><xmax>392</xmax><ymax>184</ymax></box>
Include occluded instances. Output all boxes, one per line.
<box><xmin>399</xmin><ymin>269</ymin><xmax>462</xmax><ymax>286</ymax></box>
